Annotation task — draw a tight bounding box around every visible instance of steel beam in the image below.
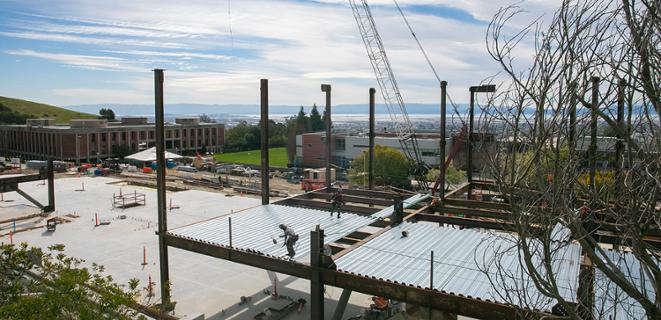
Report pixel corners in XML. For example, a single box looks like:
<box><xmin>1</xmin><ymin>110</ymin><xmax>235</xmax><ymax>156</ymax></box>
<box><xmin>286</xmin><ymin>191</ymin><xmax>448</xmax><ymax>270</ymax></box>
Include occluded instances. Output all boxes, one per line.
<box><xmin>437</xmin><ymin>206</ymin><xmax>511</xmax><ymax>220</ymax></box>
<box><xmin>306</xmin><ymin>191</ymin><xmax>392</xmax><ymax>207</ymax></box>
<box><xmin>331</xmin><ymin>289</ymin><xmax>352</xmax><ymax>320</ymax></box>
<box><xmin>154</xmin><ymin>69</ymin><xmax>171</xmax><ymax>309</ymax></box>
<box><xmin>282</xmin><ymin>198</ymin><xmax>379</xmax><ymax>215</ymax></box>
<box><xmin>165</xmin><ymin>235</ymin><xmax>311</xmax><ymax>278</ymax></box>
<box><xmin>341</xmin><ymin>188</ymin><xmax>401</xmax><ymax>200</ymax></box>
<box><xmin>442</xmin><ymin>182</ymin><xmax>470</xmax><ymax>200</ymax></box>
<box><xmin>0</xmin><ymin>173</ymin><xmax>48</xmax><ymax>186</ymax></box>
<box><xmin>261</xmin><ymin>79</ymin><xmax>269</xmax><ymax>205</ymax></box>
<box><xmin>368</xmin><ymin>88</ymin><xmax>375</xmax><ymax>190</ymax></box>
<box><xmin>442</xmin><ymin>198</ymin><xmax>510</xmax><ymax>211</ymax></box>
<box><xmin>322</xmin><ymin>84</ymin><xmax>332</xmax><ymax>191</ymax></box>
<box><xmin>15</xmin><ymin>188</ymin><xmax>45</xmax><ymax>209</ymax></box>
<box><xmin>414</xmin><ymin>213</ymin><xmax>535</xmax><ymax>233</ymax></box>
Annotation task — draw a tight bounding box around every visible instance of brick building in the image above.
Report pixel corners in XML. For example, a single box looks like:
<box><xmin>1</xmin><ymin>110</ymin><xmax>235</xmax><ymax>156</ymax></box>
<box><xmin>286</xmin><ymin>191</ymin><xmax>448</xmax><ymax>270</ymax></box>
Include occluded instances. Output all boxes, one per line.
<box><xmin>295</xmin><ymin>132</ymin><xmax>452</xmax><ymax>168</ymax></box>
<box><xmin>0</xmin><ymin>117</ymin><xmax>224</xmax><ymax>162</ymax></box>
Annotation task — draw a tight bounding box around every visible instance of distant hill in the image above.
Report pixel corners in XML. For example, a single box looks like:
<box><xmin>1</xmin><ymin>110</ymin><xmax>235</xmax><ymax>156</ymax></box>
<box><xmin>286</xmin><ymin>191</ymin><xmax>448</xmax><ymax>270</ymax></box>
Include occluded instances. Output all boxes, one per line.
<box><xmin>0</xmin><ymin>96</ymin><xmax>96</xmax><ymax>125</ymax></box>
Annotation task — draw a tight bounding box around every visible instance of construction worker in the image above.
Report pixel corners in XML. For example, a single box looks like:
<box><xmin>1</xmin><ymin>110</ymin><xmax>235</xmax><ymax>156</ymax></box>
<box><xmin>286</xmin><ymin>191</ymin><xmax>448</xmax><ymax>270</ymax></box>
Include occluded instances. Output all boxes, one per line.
<box><xmin>329</xmin><ymin>187</ymin><xmax>344</xmax><ymax>219</ymax></box>
<box><xmin>279</xmin><ymin>224</ymin><xmax>299</xmax><ymax>258</ymax></box>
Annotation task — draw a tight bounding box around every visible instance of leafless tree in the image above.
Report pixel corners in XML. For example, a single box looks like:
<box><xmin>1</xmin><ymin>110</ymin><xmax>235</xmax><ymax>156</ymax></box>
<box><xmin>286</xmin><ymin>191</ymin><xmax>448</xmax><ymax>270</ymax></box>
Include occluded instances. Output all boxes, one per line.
<box><xmin>474</xmin><ymin>0</ymin><xmax>660</xmax><ymax>318</ymax></box>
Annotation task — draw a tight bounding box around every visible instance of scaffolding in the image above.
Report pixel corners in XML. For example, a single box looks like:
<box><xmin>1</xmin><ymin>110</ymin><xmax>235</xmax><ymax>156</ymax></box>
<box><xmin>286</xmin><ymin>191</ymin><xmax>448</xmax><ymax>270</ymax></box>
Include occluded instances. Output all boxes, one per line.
<box><xmin>112</xmin><ymin>190</ymin><xmax>146</xmax><ymax>209</ymax></box>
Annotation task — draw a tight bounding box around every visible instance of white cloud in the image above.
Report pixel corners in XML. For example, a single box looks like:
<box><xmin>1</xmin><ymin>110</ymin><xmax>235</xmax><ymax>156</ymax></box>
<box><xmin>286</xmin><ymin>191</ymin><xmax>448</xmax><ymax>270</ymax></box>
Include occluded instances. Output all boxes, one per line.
<box><xmin>0</xmin><ymin>0</ymin><xmax>559</xmax><ymax>105</ymax></box>
<box><xmin>5</xmin><ymin>49</ymin><xmax>144</xmax><ymax>71</ymax></box>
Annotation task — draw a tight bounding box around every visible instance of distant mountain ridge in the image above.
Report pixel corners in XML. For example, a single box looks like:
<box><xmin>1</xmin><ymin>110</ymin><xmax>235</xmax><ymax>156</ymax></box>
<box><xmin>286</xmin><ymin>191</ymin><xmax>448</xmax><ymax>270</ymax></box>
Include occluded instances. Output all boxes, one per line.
<box><xmin>66</xmin><ymin>103</ymin><xmax>468</xmax><ymax>116</ymax></box>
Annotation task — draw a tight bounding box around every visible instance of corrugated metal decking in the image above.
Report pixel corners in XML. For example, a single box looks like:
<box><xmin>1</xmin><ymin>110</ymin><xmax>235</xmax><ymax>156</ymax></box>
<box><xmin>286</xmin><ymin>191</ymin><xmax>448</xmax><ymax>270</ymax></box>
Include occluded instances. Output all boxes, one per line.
<box><xmin>335</xmin><ymin>222</ymin><xmax>582</xmax><ymax>313</ymax></box>
<box><xmin>593</xmin><ymin>250</ymin><xmax>657</xmax><ymax>320</ymax></box>
<box><xmin>167</xmin><ymin>204</ymin><xmax>374</xmax><ymax>261</ymax></box>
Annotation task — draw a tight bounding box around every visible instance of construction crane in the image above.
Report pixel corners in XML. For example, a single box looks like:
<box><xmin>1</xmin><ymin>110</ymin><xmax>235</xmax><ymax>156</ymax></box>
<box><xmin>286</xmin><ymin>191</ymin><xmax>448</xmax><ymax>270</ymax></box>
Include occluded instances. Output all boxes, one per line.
<box><xmin>348</xmin><ymin>0</ymin><xmax>430</xmax><ymax>190</ymax></box>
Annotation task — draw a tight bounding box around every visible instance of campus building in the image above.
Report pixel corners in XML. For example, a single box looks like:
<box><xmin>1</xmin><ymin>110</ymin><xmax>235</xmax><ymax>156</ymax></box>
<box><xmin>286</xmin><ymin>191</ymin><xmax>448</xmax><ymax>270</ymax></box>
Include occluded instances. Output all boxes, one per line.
<box><xmin>295</xmin><ymin>132</ymin><xmax>452</xmax><ymax>168</ymax></box>
<box><xmin>0</xmin><ymin>117</ymin><xmax>224</xmax><ymax>161</ymax></box>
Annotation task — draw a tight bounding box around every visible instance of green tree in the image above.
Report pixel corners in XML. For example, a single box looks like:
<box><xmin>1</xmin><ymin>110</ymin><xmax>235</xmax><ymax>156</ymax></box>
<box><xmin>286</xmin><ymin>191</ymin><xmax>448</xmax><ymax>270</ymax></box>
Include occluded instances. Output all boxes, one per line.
<box><xmin>199</xmin><ymin>114</ymin><xmax>215</xmax><ymax>123</ymax></box>
<box><xmin>295</xmin><ymin>106</ymin><xmax>310</xmax><ymax>134</ymax></box>
<box><xmin>98</xmin><ymin>108</ymin><xmax>116</xmax><ymax>121</ymax></box>
<box><xmin>425</xmin><ymin>163</ymin><xmax>466</xmax><ymax>186</ymax></box>
<box><xmin>111</xmin><ymin>144</ymin><xmax>132</xmax><ymax>158</ymax></box>
<box><xmin>0</xmin><ymin>243</ymin><xmax>145</xmax><ymax>319</ymax></box>
<box><xmin>309</xmin><ymin>104</ymin><xmax>325</xmax><ymax>132</ymax></box>
<box><xmin>349</xmin><ymin>145</ymin><xmax>411</xmax><ymax>188</ymax></box>
<box><xmin>0</xmin><ymin>103</ymin><xmax>31</xmax><ymax>125</ymax></box>
<box><xmin>224</xmin><ymin>122</ymin><xmax>260</xmax><ymax>152</ymax></box>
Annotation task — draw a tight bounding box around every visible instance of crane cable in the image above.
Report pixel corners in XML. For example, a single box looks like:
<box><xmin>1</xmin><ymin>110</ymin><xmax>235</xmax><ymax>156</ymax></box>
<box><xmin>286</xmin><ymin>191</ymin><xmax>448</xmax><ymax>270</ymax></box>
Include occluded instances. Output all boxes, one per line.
<box><xmin>228</xmin><ymin>0</ymin><xmax>234</xmax><ymax>48</ymax></box>
<box><xmin>392</xmin><ymin>0</ymin><xmax>467</xmax><ymax>127</ymax></box>
<box><xmin>392</xmin><ymin>0</ymin><xmax>441</xmax><ymax>85</ymax></box>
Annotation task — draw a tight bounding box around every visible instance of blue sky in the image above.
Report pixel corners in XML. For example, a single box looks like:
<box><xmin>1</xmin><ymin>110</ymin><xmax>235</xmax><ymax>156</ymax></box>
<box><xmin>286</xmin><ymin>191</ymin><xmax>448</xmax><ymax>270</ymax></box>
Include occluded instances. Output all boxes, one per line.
<box><xmin>0</xmin><ymin>0</ymin><xmax>555</xmax><ymax>107</ymax></box>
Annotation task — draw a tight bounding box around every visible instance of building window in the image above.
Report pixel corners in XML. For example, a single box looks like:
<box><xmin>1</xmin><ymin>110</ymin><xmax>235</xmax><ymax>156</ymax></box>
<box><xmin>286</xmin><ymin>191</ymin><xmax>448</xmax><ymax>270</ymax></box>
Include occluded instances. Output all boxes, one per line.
<box><xmin>90</xmin><ymin>134</ymin><xmax>96</xmax><ymax>143</ymax></box>
<box><xmin>175</xmin><ymin>130</ymin><xmax>180</xmax><ymax>138</ymax></box>
<box><xmin>149</xmin><ymin>131</ymin><xmax>154</xmax><ymax>139</ymax></box>
<box><xmin>335</xmin><ymin>138</ymin><xmax>345</xmax><ymax>151</ymax></box>
<box><xmin>183</xmin><ymin>129</ymin><xmax>187</xmax><ymax>137</ymax></box>
<box><xmin>101</xmin><ymin>133</ymin><xmax>107</xmax><ymax>142</ymax></box>
<box><xmin>166</xmin><ymin>130</ymin><xmax>171</xmax><ymax>138</ymax></box>
<box><xmin>421</xmin><ymin>149</ymin><xmax>440</xmax><ymax>157</ymax></box>
<box><xmin>140</xmin><ymin>131</ymin><xmax>146</xmax><ymax>139</ymax></box>
<box><xmin>121</xmin><ymin>132</ymin><xmax>127</xmax><ymax>140</ymax></box>
<box><xmin>112</xmin><ymin>132</ymin><xmax>117</xmax><ymax>141</ymax></box>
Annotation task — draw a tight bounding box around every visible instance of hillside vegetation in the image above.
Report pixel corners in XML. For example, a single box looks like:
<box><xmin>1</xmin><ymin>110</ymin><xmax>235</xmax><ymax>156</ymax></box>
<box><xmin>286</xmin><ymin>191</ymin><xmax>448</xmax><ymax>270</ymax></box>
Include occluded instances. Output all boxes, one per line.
<box><xmin>0</xmin><ymin>96</ymin><xmax>96</xmax><ymax>124</ymax></box>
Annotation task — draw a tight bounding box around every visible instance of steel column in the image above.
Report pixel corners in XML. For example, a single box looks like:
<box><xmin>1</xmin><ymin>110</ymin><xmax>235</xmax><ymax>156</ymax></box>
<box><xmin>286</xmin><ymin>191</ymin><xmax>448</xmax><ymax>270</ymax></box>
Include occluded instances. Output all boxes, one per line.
<box><xmin>311</xmin><ymin>227</ymin><xmax>325</xmax><ymax>320</ymax></box>
<box><xmin>154</xmin><ymin>69</ymin><xmax>171</xmax><ymax>309</ymax></box>
<box><xmin>45</xmin><ymin>158</ymin><xmax>55</xmax><ymax>212</ymax></box>
<box><xmin>615</xmin><ymin>79</ymin><xmax>625</xmax><ymax>194</ymax></box>
<box><xmin>589</xmin><ymin>77</ymin><xmax>599</xmax><ymax>196</ymax></box>
<box><xmin>439</xmin><ymin>81</ymin><xmax>447</xmax><ymax>198</ymax></box>
<box><xmin>467</xmin><ymin>87</ymin><xmax>475</xmax><ymax>199</ymax></box>
<box><xmin>368</xmin><ymin>88</ymin><xmax>375</xmax><ymax>190</ymax></box>
<box><xmin>322</xmin><ymin>84</ymin><xmax>332</xmax><ymax>191</ymax></box>
<box><xmin>260</xmin><ymin>79</ymin><xmax>270</xmax><ymax>205</ymax></box>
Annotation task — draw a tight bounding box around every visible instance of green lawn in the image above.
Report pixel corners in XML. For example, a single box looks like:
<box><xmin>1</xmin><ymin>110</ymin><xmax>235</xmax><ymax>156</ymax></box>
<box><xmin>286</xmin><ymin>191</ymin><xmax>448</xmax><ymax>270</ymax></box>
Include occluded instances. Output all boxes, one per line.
<box><xmin>0</xmin><ymin>96</ymin><xmax>96</xmax><ymax>124</ymax></box>
<box><xmin>214</xmin><ymin>147</ymin><xmax>289</xmax><ymax>167</ymax></box>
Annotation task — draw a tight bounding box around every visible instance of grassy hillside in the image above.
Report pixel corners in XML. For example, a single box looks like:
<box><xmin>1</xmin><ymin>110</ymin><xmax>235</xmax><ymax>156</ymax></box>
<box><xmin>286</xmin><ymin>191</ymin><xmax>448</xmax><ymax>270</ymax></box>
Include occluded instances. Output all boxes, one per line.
<box><xmin>0</xmin><ymin>96</ymin><xmax>96</xmax><ymax>124</ymax></box>
<box><xmin>214</xmin><ymin>147</ymin><xmax>288</xmax><ymax>167</ymax></box>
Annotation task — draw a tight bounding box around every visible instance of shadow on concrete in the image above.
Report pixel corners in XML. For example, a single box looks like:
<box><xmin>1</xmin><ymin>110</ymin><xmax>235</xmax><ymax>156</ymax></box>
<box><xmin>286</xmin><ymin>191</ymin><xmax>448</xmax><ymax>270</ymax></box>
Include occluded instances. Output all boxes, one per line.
<box><xmin>206</xmin><ymin>276</ymin><xmax>366</xmax><ymax>320</ymax></box>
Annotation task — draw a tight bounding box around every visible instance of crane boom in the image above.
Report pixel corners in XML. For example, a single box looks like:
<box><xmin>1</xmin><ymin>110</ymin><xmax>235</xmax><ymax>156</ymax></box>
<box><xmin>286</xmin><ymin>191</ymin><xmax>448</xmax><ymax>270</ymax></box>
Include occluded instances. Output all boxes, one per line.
<box><xmin>348</xmin><ymin>0</ymin><xmax>429</xmax><ymax>190</ymax></box>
